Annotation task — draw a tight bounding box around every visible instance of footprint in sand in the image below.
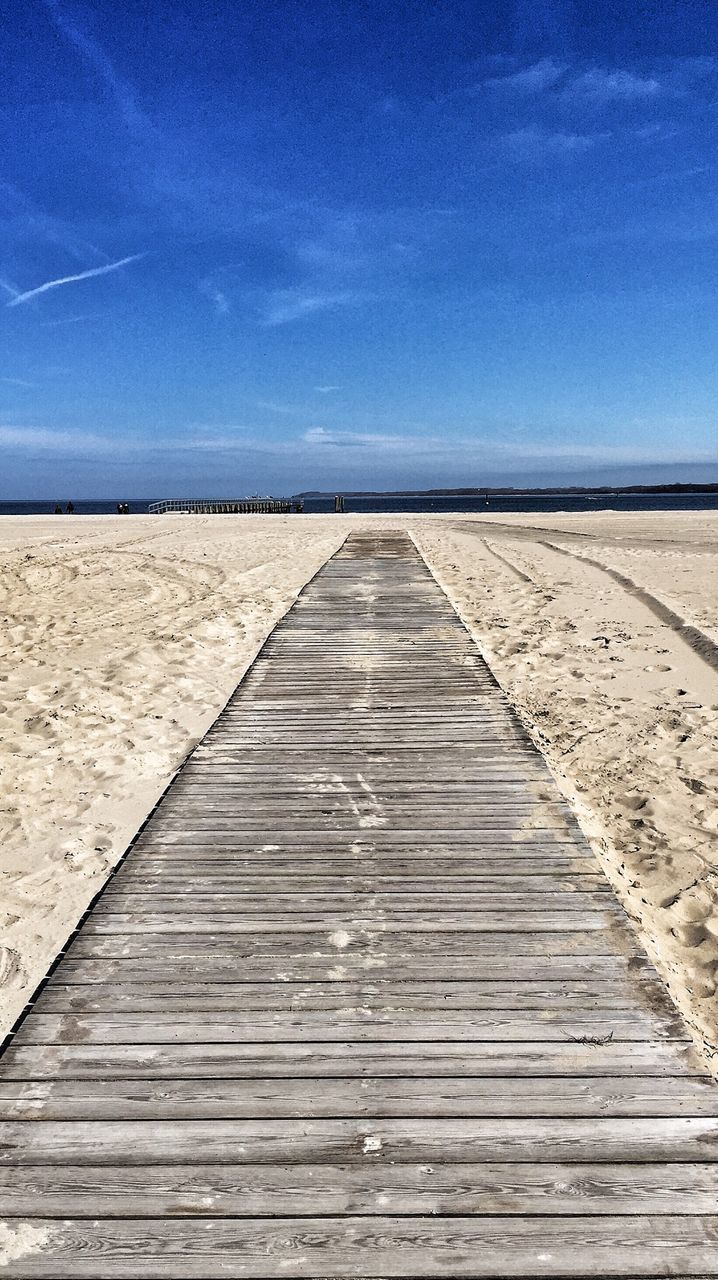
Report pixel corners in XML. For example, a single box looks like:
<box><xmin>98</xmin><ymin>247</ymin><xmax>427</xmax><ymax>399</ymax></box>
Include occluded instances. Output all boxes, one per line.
<box><xmin>618</xmin><ymin>792</ymin><xmax>650</xmax><ymax>813</ymax></box>
<box><xmin>0</xmin><ymin>946</ymin><xmax>27</xmax><ymax>988</ymax></box>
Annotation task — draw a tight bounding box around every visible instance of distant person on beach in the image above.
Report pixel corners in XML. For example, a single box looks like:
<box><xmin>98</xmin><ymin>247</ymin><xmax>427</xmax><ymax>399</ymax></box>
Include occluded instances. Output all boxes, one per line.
<box><xmin>66</xmin><ymin>501</ymin><xmax>75</xmax><ymax>514</ymax></box>
<box><xmin>54</xmin><ymin>504</ymin><xmax>62</xmax><ymax>514</ymax></box>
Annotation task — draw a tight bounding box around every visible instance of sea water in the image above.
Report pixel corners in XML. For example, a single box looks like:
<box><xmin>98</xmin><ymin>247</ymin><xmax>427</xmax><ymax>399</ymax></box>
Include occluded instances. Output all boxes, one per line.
<box><xmin>3</xmin><ymin>493</ymin><xmax>718</xmax><ymax>516</ymax></box>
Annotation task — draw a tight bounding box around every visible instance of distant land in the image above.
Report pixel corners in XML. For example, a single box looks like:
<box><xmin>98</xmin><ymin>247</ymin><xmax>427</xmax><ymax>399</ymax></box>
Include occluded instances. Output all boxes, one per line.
<box><xmin>298</xmin><ymin>483</ymin><xmax>718</xmax><ymax>498</ymax></box>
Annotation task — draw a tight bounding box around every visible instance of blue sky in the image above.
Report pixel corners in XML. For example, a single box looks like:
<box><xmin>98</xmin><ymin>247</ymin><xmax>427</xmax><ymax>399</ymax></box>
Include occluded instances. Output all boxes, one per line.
<box><xmin>3</xmin><ymin>0</ymin><xmax>718</xmax><ymax>496</ymax></box>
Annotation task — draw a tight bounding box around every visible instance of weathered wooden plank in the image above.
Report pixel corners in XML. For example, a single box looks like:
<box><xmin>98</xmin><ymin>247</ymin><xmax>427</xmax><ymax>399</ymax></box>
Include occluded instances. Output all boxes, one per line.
<box><xmin>65</xmin><ymin>933</ymin><xmax>637</xmax><ymax>963</ymax></box>
<box><xmin>211</xmin><ymin>714</ymin><xmax>528</xmax><ymax>726</ymax></box>
<box><xmin>177</xmin><ymin>760</ymin><xmax>552</xmax><ymax>773</ymax></box>
<box><xmin>103</xmin><ymin>877</ymin><xmax>612</xmax><ymax>897</ymax></box>
<box><xmin>134</xmin><ymin>829</ymin><xmax>584</xmax><ymax>845</ymax></box>
<box><xmin>126</xmin><ymin>850</ymin><xmax>593</xmax><ymax>868</ymax></box>
<box><xmin>203</xmin><ymin>730</ymin><xmax>530</xmax><ymax>741</ymax></box>
<box><xmin>1</xmin><ymin>1164</ymin><xmax>717</xmax><ymax>1219</ymax></box>
<box><xmin>193</xmin><ymin>732</ymin><xmax>529</xmax><ymax>742</ymax></box>
<box><xmin>172</xmin><ymin>778</ymin><xmax>554</xmax><ymax>791</ymax></box>
<box><xmin>94</xmin><ymin>891</ymin><xmax>618</xmax><ymax>914</ymax></box>
<box><xmin>145</xmin><ymin>817</ymin><xmax>574</xmax><ymax>835</ymax></box>
<box><xmin>4</xmin><ymin>1075</ymin><xmax>716</xmax><ymax>1121</ymax></box>
<box><xmin>162</xmin><ymin>774</ymin><xmax>556</xmax><ymax>785</ymax></box>
<box><xmin>34</xmin><ymin>976</ymin><xmax>677</xmax><ymax>1015</ymax></box>
<box><xmin>0</xmin><ymin>1039</ymin><xmax>702</xmax><ymax>1079</ymax></box>
<box><xmin>15</xmin><ymin>1006</ymin><xmax>677</xmax><ymax>1045</ymax></box>
<box><xmin>189</xmin><ymin>746</ymin><xmax>542</xmax><ymax>760</ymax></box>
<box><xmin>5</xmin><ymin>1215</ymin><xmax>718</xmax><ymax>1278</ymax></box>
<box><xmin>3</xmin><ymin>1116</ymin><xmax>718</xmax><ymax>1166</ymax></box>
<box><xmin>170</xmin><ymin>777</ymin><xmax>552</xmax><ymax>790</ymax></box>
<box><xmin>79</xmin><ymin>909</ymin><xmax>618</xmax><ymax>934</ymax></box>
<box><xmin>155</xmin><ymin>802</ymin><xmax>573</xmax><ymax>817</ymax></box>
<box><xmin>51</xmin><ymin>953</ymin><xmax>654</xmax><ymax>983</ymax></box>
<box><xmin>167</xmin><ymin>790</ymin><xmax>558</xmax><ymax>803</ymax></box>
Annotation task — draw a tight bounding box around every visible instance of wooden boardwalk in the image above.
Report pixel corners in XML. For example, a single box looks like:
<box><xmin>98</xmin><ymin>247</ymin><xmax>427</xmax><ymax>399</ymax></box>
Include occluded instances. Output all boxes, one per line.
<box><xmin>2</xmin><ymin>529</ymin><xmax>718</xmax><ymax>1277</ymax></box>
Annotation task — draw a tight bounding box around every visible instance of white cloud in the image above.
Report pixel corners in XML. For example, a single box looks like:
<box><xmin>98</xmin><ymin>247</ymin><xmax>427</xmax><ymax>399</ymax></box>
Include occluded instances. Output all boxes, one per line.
<box><xmin>304</xmin><ymin>427</ymin><xmax>411</xmax><ymax>450</ymax></box>
<box><xmin>570</xmin><ymin>67</ymin><xmax>662</xmax><ymax>100</ymax></box>
<box><xmin>183</xmin><ymin>435</ymin><xmax>251</xmax><ymax>451</ymax></box>
<box><xmin>2</xmin><ymin>421</ymin><xmax>716</xmax><ymax>474</ymax></box>
<box><xmin>198</xmin><ymin>279</ymin><xmax>230</xmax><ymax>314</ymax></box>
<box><xmin>301</xmin><ymin>426</ymin><xmax>718</xmax><ymax>467</ymax></box>
<box><xmin>0</xmin><ymin>182</ymin><xmax>105</xmax><ymax>266</ymax></box>
<box><xmin>483</xmin><ymin>59</ymin><xmax>665</xmax><ymax>103</ymax></box>
<box><xmin>259</xmin><ymin>289</ymin><xmax>362</xmax><ymax>326</ymax></box>
<box><xmin>315</xmin><ymin>385</ymin><xmax>340</xmax><ymax>394</ymax></box>
<box><xmin>40</xmin><ymin>314</ymin><xmax>95</xmax><ymax>326</ymax></box>
<box><xmin>501</xmin><ymin>126</ymin><xmax>605</xmax><ymax>156</ymax></box>
<box><xmin>43</xmin><ymin>0</ymin><xmax>151</xmax><ymax>134</ymax></box>
<box><xmin>254</xmin><ymin>399</ymin><xmax>299</xmax><ymax>415</ymax></box>
<box><xmin>486</xmin><ymin>59</ymin><xmax>566</xmax><ymax>93</ymax></box>
<box><xmin>0</xmin><ymin>425</ymin><xmax>113</xmax><ymax>452</ymax></box>
<box><xmin>7</xmin><ymin>254</ymin><xmax>145</xmax><ymax>308</ymax></box>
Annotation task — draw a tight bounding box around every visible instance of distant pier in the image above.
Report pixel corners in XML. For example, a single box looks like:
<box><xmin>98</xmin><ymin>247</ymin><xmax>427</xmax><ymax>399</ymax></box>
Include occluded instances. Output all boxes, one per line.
<box><xmin>149</xmin><ymin>497</ymin><xmax>299</xmax><ymax>515</ymax></box>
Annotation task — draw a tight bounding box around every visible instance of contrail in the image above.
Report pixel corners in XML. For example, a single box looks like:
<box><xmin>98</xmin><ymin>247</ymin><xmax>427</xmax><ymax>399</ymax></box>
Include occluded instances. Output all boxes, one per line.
<box><xmin>7</xmin><ymin>254</ymin><xmax>145</xmax><ymax>307</ymax></box>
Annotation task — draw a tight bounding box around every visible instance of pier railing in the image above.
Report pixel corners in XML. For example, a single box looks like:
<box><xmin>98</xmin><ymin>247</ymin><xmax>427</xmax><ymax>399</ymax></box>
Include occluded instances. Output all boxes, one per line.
<box><xmin>149</xmin><ymin>498</ymin><xmax>296</xmax><ymax>515</ymax></box>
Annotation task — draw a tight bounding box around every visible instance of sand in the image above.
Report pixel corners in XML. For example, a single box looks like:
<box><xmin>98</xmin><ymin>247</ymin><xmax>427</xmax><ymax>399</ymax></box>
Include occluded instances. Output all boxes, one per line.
<box><xmin>1</xmin><ymin>509</ymin><xmax>718</xmax><ymax>1063</ymax></box>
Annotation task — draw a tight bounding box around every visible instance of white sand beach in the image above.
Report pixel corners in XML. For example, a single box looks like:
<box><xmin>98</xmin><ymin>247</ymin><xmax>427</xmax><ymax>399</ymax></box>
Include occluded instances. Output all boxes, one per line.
<box><xmin>1</xmin><ymin>510</ymin><xmax>718</xmax><ymax>1062</ymax></box>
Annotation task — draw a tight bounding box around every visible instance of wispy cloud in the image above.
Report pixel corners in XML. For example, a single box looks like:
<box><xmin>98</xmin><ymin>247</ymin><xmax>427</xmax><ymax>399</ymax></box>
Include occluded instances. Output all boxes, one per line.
<box><xmin>301</xmin><ymin>426</ymin><xmax>718</xmax><ymax>467</ymax></box>
<box><xmin>485</xmin><ymin>59</ymin><xmax>663</xmax><ymax>102</ymax></box>
<box><xmin>315</xmin><ymin>385</ymin><xmax>340</xmax><ymax>394</ymax></box>
<box><xmin>501</xmin><ymin>126</ymin><xmax>605</xmax><ymax>157</ymax></box>
<box><xmin>304</xmin><ymin>427</ymin><xmax>425</xmax><ymax>451</ymax></box>
<box><xmin>570</xmin><ymin>67</ymin><xmax>662</xmax><ymax>100</ymax></box>
<box><xmin>0</xmin><ymin>182</ymin><xmax>105</xmax><ymax>265</ymax></box>
<box><xmin>7</xmin><ymin>254</ymin><xmax>144</xmax><ymax>308</ymax></box>
<box><xmin>40</xmin><ymin>313</ymin><xmax>97</xmax><ymax>326</ymax></box>
<box><xmin>486</xmin><ymin>58</ymin><xmax>566</xmax><ymax>93</ymax></box>
<box><xmin>0</xmin><ymin>425</ymin><xmax>113</xmax><ymax>452</ymax></box>
<box><xmin>182</xmin><ymin>435</ymin><xmax>249</xmax><ymax>451</ymax></box>
<box><xmin>259</xmin><ymin>289</ymin><xmax>363</xmax><ymax>326</ymax></box>
<box><xmin>198</xmin><ymin>279</ymin><xmax>230</xmax><ymax>314</ymax></box>
<box><xmin>254</xmin><ymin>399</ymin><xmax>300</xmax><ymax>415</ymax></box>
<box><xmin>2</xmin><ymin>421</ymin><xmax>715</xmax><ymax>474</ymax></box>
<box><xmin>0</xmin><ymin>377</ymin><xmax>35</xmax><ymax>388</ymax></box>
<box><xmin>42</xmin><ymin>0</ymin><xmax>152</xmax><ymax>134</ymax></box>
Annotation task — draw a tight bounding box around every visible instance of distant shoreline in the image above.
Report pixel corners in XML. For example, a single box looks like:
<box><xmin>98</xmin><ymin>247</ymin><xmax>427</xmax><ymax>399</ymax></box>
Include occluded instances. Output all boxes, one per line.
<box><xmin>299</xmin><ymin>482</ymin><xmax>718</xmax><ymax>498</ymax></box>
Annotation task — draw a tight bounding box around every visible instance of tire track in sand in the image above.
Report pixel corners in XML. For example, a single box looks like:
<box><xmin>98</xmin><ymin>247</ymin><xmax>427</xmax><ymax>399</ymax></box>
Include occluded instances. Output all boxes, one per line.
<box><xmin>479</xmin><ymin>539</ymin><xmax>535</xmax><ymax>585</ymax></box>
<box><xmin>541</xmin><ymin>541</ymin><xmax>718</xmax><ymax>677</ymax></box>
